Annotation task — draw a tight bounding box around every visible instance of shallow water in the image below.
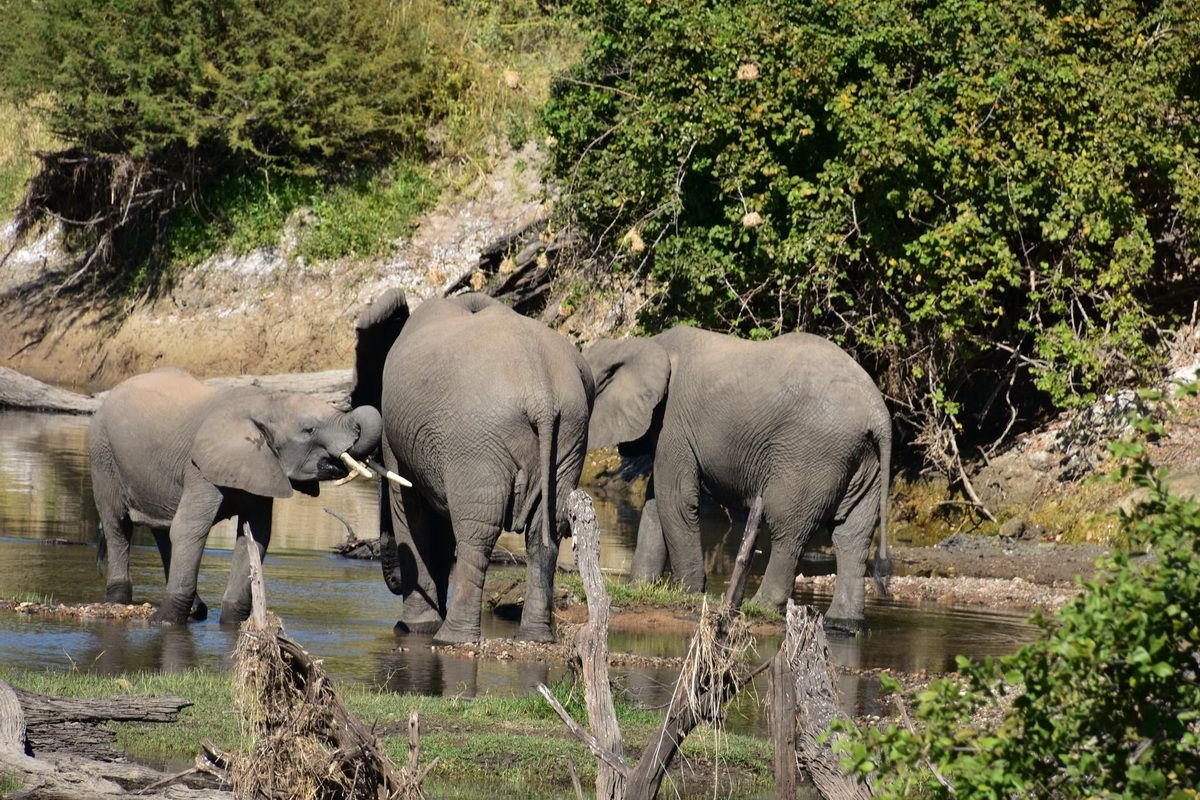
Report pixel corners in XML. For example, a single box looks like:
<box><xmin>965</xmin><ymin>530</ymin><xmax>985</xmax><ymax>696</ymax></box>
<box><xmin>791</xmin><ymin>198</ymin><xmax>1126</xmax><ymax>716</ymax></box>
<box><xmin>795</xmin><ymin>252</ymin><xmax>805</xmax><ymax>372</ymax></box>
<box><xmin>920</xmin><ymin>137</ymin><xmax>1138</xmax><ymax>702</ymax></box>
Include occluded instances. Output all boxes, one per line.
<box><xmin>0</xmin><ymin>410</ymin><xmax>1040</xmax><ymax>727</ymax></box>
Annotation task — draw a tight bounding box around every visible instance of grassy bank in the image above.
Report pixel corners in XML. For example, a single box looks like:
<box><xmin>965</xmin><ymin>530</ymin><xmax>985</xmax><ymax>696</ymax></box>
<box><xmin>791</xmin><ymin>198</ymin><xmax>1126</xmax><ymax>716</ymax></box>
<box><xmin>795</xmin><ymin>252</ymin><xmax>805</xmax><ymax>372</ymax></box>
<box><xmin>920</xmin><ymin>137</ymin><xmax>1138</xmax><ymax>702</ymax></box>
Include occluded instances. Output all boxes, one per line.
<box><xmin>1</xmin><ymin>666</ymin><xmax>772</xmax><ymax>798</ymax></box>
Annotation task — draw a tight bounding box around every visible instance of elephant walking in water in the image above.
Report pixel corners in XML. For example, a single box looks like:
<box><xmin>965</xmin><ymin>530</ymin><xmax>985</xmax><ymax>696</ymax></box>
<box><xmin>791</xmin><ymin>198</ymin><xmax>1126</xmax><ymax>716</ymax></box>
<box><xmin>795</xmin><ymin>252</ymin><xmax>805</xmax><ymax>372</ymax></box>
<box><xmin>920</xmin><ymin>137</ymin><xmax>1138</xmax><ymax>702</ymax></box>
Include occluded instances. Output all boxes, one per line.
<box><xmin>351</xmin><ymin>290</ymin><xmax>594</xmax><ymax>645</ymax></box>
<box><xmin>583</xmin><ymin>326</ymin><xmax>892</xmax><ymax>631</ymax></box>
<box><xmin>89</xmin><ymin>367</ymin><xmax>383</xmax><ymax>625</ymax></box>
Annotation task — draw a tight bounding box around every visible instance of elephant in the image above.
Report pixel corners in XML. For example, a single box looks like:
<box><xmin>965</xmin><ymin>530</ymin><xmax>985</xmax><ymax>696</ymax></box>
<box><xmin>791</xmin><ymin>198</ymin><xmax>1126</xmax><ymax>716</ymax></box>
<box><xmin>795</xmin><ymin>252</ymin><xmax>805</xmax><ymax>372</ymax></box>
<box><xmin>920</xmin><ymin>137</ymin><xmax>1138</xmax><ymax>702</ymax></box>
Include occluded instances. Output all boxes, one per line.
<box><xmin>88</xmin><ymin>366</ymin><xmax>383</xmax><ymax>625</ymax></box>
<box><xmin>583</xmin><ymin>326</ymin><xmax>892</xmax><ymax>631</ymax></box>
<box><xmin>351</xmin><ymin>289</ymin><xmax>594</xmax><ymax>645</ymax></box>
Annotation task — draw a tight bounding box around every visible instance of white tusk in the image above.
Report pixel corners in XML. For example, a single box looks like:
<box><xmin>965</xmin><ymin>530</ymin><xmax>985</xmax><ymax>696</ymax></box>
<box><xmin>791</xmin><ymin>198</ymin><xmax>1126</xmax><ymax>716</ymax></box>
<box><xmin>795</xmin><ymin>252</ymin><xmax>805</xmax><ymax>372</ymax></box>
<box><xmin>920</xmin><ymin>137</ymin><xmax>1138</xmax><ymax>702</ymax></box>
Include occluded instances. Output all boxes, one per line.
<box><xmin>339</xmin><ymin>452</ymin><xmax>375</xmax><ymax>479</ymax></box>
<box><xmin>369</xmin><ymin>458</ymin><xmax>414</xmax><ymax>488</ymax></box>
<box><xmin>332</xmin><ymin>472</ymin><xmax>359</xmax><ymax>487</ymax></box>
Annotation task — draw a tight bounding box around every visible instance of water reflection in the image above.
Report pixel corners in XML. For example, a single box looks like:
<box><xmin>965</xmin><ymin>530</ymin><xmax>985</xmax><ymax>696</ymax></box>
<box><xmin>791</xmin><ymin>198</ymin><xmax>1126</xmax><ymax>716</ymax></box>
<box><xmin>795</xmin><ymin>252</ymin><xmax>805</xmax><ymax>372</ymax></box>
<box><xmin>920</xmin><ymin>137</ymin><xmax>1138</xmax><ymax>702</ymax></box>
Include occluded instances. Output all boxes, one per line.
<box><xmin>0</xmin><ymin>409</ymin><xmax>1040</xmax><ymax>727</ymax></box>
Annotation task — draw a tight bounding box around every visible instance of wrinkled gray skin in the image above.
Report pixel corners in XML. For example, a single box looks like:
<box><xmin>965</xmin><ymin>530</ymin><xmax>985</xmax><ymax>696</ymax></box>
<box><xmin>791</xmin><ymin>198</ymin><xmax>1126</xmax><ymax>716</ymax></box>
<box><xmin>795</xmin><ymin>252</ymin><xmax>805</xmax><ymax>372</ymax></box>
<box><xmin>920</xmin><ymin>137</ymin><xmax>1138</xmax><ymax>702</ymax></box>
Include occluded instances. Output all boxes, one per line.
<box><xmin>351</xmin><ymin>290</ymin><xmax>594</xmax><ymax>645</ymax></box>
<box><xmin>88</xmin><ymin>367</ymin><xmax>382</xmax><ymax>625</ymax></box>
<box><xmin>584</xmin><ymin>326</ymin><xmax>892</xmax><ymax>631</ymax></box>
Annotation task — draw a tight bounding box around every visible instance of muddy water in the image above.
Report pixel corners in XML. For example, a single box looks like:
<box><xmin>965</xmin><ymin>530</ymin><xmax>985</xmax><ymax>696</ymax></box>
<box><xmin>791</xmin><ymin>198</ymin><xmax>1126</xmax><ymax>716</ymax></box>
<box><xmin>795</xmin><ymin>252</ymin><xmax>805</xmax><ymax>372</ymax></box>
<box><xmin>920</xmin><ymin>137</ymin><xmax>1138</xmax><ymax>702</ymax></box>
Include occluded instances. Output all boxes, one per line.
<box><xmin>0</xmin><ymin>410</ymin><xmax>1039</xmax><ymax>727</ymax></box>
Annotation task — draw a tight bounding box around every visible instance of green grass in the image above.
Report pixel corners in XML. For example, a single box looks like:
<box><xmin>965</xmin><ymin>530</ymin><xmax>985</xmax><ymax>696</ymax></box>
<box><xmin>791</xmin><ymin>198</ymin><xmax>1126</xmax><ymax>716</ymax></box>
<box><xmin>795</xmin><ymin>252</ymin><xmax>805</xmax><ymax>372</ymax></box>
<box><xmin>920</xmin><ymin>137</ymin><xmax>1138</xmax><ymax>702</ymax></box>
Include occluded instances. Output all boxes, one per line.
<box><xmin>167</xmin><ymin>160</ymin><xmax>440</xmax><ymax>267</ymax></box>
<box><xmin>0</xmin><ymin>668</ymin><xmax>772</xmax><ymax>797</ymax></box>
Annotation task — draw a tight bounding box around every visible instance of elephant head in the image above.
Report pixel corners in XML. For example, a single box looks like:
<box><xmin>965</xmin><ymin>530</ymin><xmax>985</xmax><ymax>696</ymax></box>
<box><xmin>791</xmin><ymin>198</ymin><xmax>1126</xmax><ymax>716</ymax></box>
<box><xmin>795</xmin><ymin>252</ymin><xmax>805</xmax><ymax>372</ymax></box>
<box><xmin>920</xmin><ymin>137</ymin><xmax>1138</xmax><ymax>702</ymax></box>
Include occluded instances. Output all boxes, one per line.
<box><xmin>584</xmin><ymin>337</ymin><xmax>672</xmax><ymax>455</ymax></box>
<box><xmin>191</xmin><ymin>389</ymin><xmax>383</xmax><ymax>499</ymax></box>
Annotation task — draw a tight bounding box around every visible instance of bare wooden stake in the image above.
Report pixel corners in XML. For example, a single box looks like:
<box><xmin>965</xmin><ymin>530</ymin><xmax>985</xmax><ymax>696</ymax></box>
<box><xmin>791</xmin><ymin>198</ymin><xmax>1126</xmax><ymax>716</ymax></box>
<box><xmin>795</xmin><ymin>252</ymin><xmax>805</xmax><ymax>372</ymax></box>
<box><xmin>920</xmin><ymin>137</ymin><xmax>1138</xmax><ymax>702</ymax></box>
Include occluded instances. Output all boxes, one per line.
<box><xmin>777</xmin><ymin>602</ymin><xmax>873</xmax><ymax>800</ymax></box>
<box><xmin>246</xmin><ymin>540</ymin><xmax>267</xmax><ymax>630</ymax></box>
<box><xmin>568</xmin><ymin>488</ymin><xmax>628</xmax><ymax>800</ymax></box>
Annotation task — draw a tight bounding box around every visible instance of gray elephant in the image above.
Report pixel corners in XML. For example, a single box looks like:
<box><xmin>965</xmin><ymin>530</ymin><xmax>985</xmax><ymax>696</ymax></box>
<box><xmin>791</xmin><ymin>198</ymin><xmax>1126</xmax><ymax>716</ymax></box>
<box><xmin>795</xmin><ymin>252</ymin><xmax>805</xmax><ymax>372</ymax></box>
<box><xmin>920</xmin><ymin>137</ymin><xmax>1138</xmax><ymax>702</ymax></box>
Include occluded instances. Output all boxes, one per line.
<box><xmin>88</xmin><ymin>366</ymin><xmax>383</xmax><ymax>625</ymax></box>
<box><xmin>351</xmin><ymin>290</ymin><xmax>594</xmax><ymax>645</ymax></box>
<box><xmin>584</xmin><ymin>326</ymin><xmax>891</xmax><ymax>630</ymax></box>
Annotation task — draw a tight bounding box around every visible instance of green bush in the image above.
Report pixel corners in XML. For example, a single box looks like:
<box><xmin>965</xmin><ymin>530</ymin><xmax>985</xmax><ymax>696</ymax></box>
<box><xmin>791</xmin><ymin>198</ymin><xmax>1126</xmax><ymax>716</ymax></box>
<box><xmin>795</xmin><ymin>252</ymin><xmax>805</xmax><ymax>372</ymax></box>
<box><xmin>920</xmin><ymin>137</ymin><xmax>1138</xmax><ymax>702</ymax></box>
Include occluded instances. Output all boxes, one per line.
<box><xmin>834</xmin><ymin>388</ymin><xmax>1200</xmax><ymax>798</ymax></box>
<box><xmin>544</xmin><ymin>0</ymin><xmax>1200</xmax><ymax>459</ymax></box>
<box><xmin>0</xmin><ymin>0</ymin><xmax>458</xmax><ymax>284</ymax></box>
<box><xmin>0</xmin><ymin>0</ymin><xmax>450</xmax><ymax>168</ymax></box>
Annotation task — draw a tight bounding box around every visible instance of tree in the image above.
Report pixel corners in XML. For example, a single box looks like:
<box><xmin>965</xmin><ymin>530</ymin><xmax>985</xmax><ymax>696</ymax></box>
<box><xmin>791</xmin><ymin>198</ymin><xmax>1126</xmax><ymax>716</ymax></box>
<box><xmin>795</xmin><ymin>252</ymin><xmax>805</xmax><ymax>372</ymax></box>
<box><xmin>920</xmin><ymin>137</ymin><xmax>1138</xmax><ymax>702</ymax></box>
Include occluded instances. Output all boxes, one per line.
<box><xmin>544</xmin><ymin>0</ymin><xmax>1200</xmax><ymax>476</ymax></box>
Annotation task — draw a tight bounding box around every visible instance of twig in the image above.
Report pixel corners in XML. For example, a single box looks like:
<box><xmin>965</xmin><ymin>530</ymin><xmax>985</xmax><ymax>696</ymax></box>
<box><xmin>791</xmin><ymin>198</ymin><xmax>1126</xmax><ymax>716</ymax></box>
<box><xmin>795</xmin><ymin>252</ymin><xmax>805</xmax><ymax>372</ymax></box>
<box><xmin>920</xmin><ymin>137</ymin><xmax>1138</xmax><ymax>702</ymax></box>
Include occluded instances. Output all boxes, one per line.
<box><xmin>537</xmin><ymin>683</ymin><xmax>633</xmax><ymax>776</ymax></box>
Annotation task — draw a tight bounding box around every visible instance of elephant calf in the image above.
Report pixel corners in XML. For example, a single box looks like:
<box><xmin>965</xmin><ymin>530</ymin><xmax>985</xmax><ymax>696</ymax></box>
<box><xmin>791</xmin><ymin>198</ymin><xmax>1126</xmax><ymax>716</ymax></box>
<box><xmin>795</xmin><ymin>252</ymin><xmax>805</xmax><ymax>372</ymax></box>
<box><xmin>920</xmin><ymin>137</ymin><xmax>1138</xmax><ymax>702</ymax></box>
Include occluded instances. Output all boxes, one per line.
<box><xmin>88</xmin><ymin>366</ymin><xmax>383</xmax><ymax>625</ymax></box>
<box><xmin>584</xmin><ymin>326</ymin><xmax>892</xmax><ymax>631</ymax></box>
<box><xmin>352</xmin><ymin>290</ymin><xmax>594</xmax><ymax>645</ymax></box>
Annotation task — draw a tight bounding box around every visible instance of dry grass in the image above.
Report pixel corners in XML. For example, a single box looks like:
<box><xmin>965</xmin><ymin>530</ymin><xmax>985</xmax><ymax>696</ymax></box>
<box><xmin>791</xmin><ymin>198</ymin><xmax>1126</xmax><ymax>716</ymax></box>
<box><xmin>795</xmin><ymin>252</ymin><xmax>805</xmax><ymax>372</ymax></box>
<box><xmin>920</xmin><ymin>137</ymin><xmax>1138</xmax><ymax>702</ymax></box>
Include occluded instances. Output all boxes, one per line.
<box><xmin>228</xmin><ymin>611</ymin><xmax>423</xmax><ymax>800</ymax></box>
<box><xmin>675</xmin><ymin>597</ymin><xmax>756</xmax><ymax>728</ymax></box>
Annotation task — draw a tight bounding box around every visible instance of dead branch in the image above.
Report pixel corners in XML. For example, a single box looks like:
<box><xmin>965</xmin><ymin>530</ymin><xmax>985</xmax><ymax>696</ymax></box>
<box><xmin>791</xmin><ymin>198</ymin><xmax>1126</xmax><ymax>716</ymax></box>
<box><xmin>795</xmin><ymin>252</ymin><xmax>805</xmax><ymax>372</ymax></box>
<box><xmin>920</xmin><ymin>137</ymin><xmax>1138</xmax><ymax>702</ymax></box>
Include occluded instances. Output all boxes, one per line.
<box><xmin>567</xmin><ymin>488</ymin><xmax>628</xmax><ymax>800</ymax></box>
<box><xmin>772</xmin><ymin>602</ymin><xmax>873</xmax><ymax>799</ymax></box>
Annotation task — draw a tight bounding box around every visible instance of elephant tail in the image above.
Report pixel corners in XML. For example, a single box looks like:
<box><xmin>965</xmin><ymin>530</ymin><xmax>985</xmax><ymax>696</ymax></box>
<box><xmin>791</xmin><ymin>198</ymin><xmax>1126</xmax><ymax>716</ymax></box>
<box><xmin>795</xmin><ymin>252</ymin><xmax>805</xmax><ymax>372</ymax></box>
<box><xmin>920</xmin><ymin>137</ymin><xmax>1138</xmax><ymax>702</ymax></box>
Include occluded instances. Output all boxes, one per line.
<box><xmin>96</xmin><ymin>523</ymin><xmax>108</xmax><ymax>573</ymax></box>
<box><xmin>378</xmin><ymin>479</ymin><xmax>404</xmax><ymax>596</ymax></box>
<box><xmin>871</xmin><ymin>414</ymin><xmax>894</xmax><ymax>598</ymax></box>
<box><xmin>512</xmin><ymin>406</ymin><xmax>560</xmax><ymax>550</ymax></box>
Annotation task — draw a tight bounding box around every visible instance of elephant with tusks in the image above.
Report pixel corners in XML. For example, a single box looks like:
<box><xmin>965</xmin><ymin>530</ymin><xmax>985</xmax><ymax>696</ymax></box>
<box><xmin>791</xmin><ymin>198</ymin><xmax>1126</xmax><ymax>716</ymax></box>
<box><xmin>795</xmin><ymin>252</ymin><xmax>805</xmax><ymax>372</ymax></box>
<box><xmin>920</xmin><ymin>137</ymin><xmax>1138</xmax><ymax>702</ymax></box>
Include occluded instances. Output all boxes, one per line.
<box><xmin>89</xmin><ymin>366</ymin><xmax>386</xmax><ymax>625</ymax></box>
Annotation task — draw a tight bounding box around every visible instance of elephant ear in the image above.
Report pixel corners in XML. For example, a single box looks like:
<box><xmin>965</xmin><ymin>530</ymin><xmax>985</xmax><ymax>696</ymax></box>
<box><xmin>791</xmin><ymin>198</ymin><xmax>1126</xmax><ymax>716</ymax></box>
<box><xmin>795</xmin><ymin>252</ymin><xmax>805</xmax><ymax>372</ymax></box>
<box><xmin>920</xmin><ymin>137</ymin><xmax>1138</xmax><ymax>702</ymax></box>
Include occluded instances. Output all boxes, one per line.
<box><xmin>192</xmin><ymin>406</ymin><xmax>293</xmax><ymax>499</ymax></box>
<box><xmin>585</xmin><ymin>338</ymin><xmax>671</xmax><ymax>448</ymax></box>
<box><xmin>351</xmin><ymin>288</ymin><xmax>410</xmax><ymax>410</ymax></box>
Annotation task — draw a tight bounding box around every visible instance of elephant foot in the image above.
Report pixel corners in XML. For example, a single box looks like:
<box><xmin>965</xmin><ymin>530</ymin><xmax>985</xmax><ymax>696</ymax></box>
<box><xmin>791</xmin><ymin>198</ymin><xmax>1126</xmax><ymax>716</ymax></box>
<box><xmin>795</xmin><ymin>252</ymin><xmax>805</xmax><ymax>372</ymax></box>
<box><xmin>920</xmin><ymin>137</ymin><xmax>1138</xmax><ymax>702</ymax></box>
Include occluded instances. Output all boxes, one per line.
<box><xmin>151</xmin><ymin>593</ymin><xmax>197</xmax><ymax>625</ymax></box>
<box><xmin>517</xmin><ymin>623</ymin><xmax>556</xmax><ymax>644</ymax></box>
<box><xmin>190</xmin><ymin>597</ymin><xmax>209</xmax><ymax>622</ymax></box>
<box><xmin>395</xmin><ymin>602</ymin><xmax>445</xmax><ymax>635</ymax></box>
<box><xmin>823</xmin><ymin>617</ymin><xmax>864</xmax><ymax>636</ymax></box>
<box><xmin>105</xmin><ymin>581</ymin><xmax>134</xmax><ymax>605</ymax></box>
<box><xmin>394</xmin><ymin>618</ymin><xmax>442</xmax><ymax>635</ymax></box>
<box><xmin>218</xmin><ymin>603</ymin><xmax>250</xmax><ymax>627</ymax></box>
<box><xmin>431</xmin><ymin>622</ymin><xmax>481</xmax><ymax>646</ymax></box>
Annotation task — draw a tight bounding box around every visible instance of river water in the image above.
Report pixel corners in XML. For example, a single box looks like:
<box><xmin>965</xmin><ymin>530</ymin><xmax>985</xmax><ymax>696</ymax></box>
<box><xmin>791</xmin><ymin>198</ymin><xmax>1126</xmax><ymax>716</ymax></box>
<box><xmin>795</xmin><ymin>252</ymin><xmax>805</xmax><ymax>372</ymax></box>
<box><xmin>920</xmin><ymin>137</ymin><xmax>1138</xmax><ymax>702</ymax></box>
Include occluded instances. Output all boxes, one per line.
<box><xmin>0</xmin><ymin>410</ymin><xmax>1039</xmax><ymax>726</ymax></box>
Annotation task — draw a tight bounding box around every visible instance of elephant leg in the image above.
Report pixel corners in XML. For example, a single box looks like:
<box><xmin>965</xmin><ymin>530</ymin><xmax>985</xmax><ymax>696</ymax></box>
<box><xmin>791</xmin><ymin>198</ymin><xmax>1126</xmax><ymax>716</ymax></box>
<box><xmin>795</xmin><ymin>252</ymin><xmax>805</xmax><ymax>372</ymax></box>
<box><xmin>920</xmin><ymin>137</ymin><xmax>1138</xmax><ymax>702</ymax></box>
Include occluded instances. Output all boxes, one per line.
<box><xmin>518</xmin><ymin>513</ymin><xmax>561</xmax><ymax>643</ymax></box>
<box><xmin>629</xmin><ymin>497</ymin><xmax>667</xmax><ymax>583</ymax></box>
<box><xmin>153</xmin><ymin>527</ymin><xmax>207</xmax><ymax>621</ymax></box>
<box><xmin>825</xmin><ymin>489</ymin><xmax>879</xmax><ymax>633</ymax></box>
<box><xmin>752</xmin><ymin>516</ymin><xmax>821</xmax><ymax>612</ymax></box>
<box><xmin>383</xmin><ymin>485</ymin><xmax>451</xmax><ymax>634</ymax></box>
<box><xmin>153</xmin><ymin>477</ymin><xmax>222</xmax><ymax>625</ymax></box>
<box><xmin>219</xmin><ymin>502</ymin><xmax>272</xmax><ymax>626</ymax></box>
<box><xmin>434</xmin><ymin>543</ymin><xmax>491</xmax><ymax>645</ymax></box>
<box><xmin>653</xmin><ymin>452</ymin><xmax>705</xmax><ymax>592</ymax></box>
<box><xmin>100</xmin><ymin>515</ymin><xmax>134</xmax><ymax>605</ymax></box>
<box><xmin>433</xmin><ymin>496</ymin><xmax>505</xmax><ymax>645</ymax></box>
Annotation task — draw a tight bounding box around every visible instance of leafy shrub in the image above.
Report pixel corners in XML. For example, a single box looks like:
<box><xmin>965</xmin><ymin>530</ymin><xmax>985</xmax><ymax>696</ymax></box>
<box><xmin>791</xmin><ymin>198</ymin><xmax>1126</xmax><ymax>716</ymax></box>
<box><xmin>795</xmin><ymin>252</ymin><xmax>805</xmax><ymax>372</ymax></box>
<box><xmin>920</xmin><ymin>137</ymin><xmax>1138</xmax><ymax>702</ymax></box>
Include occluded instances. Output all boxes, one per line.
<box><xmin>544</xmin><ymin>0</ymin><xmax>1200</xmax><ymax>466</ymax></box>
<box><xmin>0</xmin><ymin>0</ymin><xmax>459</xmax><ymax>285</ymax></box>
<box><xmin>834</xmin><ymin>387</ymin><xmax>1200</xmax><ymax>798</ymax></box>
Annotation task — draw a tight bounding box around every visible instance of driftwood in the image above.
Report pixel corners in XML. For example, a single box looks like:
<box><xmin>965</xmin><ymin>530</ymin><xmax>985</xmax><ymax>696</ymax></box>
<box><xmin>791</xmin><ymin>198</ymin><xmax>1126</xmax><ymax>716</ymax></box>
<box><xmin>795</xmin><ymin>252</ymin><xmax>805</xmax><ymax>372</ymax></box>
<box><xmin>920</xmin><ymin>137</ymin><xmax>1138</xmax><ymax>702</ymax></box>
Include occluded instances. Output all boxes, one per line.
<box><xmin>443</xmin><ymin>218</ymin><xmax>577</xmax><ymax>314</ymax></box>
<box><xmin>202</xmin><ymin>537</ymin><xmax>429</xmax><ymax>800</ymax></box>
<box><xmin>772</xmin><ymin>602</ymin><xmax>873</xmax><ymax>799</ymax></box>
<box><xmin>0</xmin><ymin>366</ymin><xmax>355</xmax><ymax>415</ymax></box>
<box><xmin>0</xmin><ymin>366</ymin><xmax>100</xmax><ymax>413</ymax></box>
<box><xmin>541</xmin><ymin>490</ymin><xmax>764</xmax><ymax>800</ymax></box>
<box><xmin>0</xmin><ymin>677</ymin><xmax>228</xmax><ymax>799</ymax></box>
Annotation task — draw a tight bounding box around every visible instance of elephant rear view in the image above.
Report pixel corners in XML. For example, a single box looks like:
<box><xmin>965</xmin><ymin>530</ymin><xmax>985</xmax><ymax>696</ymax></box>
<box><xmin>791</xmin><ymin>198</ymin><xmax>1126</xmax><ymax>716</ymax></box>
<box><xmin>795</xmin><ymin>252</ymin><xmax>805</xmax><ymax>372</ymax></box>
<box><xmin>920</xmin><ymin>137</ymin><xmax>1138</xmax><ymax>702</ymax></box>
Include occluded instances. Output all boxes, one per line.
<box><xmin>88</xmin><ymin>367</ymin><xmax>383</xmax><ymax>624</ymax></box>
<box><xmin>584</xmin><ymin>326</ymin><xmax>892</xmax><ymax>631</ymax></box>
<box><xmin>352</xmin><ymin>290</ymin><xmax>594</xmax><ymax>645</ymax></box>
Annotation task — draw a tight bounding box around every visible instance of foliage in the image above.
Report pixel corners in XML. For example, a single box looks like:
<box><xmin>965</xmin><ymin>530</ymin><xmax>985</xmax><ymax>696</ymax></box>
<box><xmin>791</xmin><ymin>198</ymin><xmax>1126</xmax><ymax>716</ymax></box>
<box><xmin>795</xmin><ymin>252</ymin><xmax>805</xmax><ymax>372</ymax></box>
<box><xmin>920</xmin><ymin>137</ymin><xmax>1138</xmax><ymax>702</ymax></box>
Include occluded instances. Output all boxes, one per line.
<box><xmin>833</xmin><ymin>386</ymin><xmax>1200</xmax><ymax>798</ymax></box>
<box><xmin>543</xmin><ymin>0</ymin><xmax>1200</xmax><ymax>470</ymax></box>
<box><xmin>0</xmin><ymin>0</ymin><xmax>458</xmax><ymax>285</ymax></box>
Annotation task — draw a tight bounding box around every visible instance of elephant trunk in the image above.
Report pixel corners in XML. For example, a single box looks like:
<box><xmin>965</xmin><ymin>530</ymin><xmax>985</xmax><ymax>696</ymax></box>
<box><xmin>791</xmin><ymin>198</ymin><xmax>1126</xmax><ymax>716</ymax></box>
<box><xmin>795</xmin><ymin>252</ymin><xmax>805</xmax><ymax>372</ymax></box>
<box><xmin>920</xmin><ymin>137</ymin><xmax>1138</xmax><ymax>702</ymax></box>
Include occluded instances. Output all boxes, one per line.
<box><xmin>346</xmin><ymin>404</ymin><xmax>383</xmax><ymax>460</ymax></box>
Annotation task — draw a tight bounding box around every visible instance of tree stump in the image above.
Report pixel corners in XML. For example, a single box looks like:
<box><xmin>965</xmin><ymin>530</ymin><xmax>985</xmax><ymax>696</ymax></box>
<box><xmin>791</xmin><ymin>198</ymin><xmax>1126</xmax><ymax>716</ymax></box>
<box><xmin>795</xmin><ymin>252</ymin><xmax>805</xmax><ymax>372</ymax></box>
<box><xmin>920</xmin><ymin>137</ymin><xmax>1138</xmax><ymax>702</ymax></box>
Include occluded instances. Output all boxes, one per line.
<box><xmin>771</xmin><ymin>601</ymin><xmax>873</xmax><ymax>799</ymax></box>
